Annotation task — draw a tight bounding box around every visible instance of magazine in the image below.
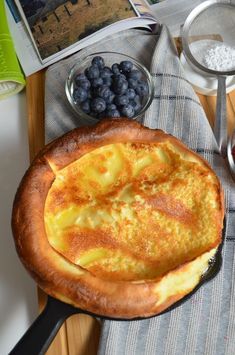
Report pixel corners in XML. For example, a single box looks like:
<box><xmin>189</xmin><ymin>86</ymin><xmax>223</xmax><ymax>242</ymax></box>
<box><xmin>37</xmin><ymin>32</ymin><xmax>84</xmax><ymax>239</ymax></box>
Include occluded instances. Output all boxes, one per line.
<box><xmin>5</xmin><ymin>0</ymin><xmax>205</xmax><ymax>76</ymax></box>
<box><xmin>6</xmin><ymin>0</ymin><xmax>158</xmax><ymax>75</ymax></box>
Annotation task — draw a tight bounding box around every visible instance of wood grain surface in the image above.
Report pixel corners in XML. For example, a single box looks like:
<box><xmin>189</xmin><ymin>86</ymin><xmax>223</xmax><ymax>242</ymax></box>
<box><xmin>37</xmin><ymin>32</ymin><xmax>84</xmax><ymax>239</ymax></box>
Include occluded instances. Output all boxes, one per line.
<box><xmin>25</xmin><ymin>56</ymin><xmax>235</xmax><ymax>355</ymax></box>
<box><xmin>26</xmin><ymin>72</ymin><xmax>101</xmax><ymax>355</ymax></box>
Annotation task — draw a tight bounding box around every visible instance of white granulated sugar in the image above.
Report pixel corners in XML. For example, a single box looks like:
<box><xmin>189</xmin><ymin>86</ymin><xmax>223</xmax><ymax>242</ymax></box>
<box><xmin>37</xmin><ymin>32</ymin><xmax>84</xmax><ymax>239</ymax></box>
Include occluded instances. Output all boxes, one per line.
<box><xmin>203</xmin><ymin>43</ymin><xmax>235</xmax><ymax>71</ymax></box>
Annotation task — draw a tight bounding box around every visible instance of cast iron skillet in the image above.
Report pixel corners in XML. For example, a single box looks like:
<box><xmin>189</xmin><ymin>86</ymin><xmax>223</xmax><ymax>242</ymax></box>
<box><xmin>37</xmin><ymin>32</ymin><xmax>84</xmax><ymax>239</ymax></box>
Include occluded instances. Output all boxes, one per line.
<box><xmin>9</xmin><ymin>221</ymin><xmax>226</xmax><ymax>355</ymax></box>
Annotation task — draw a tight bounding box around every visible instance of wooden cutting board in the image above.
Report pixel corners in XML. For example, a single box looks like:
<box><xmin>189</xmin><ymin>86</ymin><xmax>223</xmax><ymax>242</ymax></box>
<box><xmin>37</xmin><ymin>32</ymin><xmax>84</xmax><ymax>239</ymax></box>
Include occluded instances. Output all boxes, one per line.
<box><xmin>26</xmin><ymin>71</ymin><xmax>101</xmax><ymax>355</ymax></box>
<box><xmin>25</xmin><ymin>59</ymin><xmax>235</xmax><ymax>355</ymax></box>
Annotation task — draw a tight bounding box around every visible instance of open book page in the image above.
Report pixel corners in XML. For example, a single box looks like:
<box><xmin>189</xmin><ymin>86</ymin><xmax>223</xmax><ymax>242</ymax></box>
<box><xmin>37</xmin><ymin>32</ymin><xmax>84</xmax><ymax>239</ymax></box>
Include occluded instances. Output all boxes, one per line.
<box><xmin>6</xmin><ymin>0</ymin><xmax>204</xmax><ymax>76</ymax></box>
<box><xmin>6</xmin><ymin>0</ymin><xmax>157</xmax><ymax>75</ymax></box>
<box><xmin>13</xmin><ymin>0</ymin><xmax>156</xmax><ymax>64</ymax></box>
<box><xmin>5</xmin><ymin>0</ymin><xmax>40</xmax><ymax>76</ymax></box>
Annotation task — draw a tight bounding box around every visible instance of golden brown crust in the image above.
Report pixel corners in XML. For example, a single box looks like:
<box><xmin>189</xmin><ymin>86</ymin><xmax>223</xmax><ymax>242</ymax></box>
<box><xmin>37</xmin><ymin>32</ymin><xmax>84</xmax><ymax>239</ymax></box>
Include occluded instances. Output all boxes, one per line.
<box><xmin>12</xmin><ymin>119</ymin><xmax>224</xmax><ymax>319</ymax></box>
<box><xmin>42</xmin><ymin>119</ymin><xmax>169</xmax><ymax>171</ymax></box>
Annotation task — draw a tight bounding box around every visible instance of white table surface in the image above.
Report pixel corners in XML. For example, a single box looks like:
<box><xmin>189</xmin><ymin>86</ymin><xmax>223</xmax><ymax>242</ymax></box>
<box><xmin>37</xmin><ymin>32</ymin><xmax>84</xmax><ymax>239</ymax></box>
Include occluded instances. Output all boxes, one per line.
<box><xmin>0</xmin><ymin>91</ymin><xmax>38</xmax><ymax>355</ymax></box>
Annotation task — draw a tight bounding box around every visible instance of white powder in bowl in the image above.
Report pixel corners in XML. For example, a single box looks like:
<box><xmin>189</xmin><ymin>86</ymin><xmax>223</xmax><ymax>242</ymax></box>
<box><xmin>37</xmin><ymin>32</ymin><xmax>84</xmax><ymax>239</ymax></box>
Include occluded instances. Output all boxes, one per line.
<box><xmin>203</xmin><ymin>43</ymin><xmax>235</xmax><ymax>71</ymax></box>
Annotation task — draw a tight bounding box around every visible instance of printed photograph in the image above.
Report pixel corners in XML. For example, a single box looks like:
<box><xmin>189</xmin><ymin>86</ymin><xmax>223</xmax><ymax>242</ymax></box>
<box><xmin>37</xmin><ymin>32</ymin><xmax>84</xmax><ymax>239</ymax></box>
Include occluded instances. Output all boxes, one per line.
<box><xmin>18</xmin><ymin>0</ymin><xmax>136</xmax><ymax>60</ymax></box>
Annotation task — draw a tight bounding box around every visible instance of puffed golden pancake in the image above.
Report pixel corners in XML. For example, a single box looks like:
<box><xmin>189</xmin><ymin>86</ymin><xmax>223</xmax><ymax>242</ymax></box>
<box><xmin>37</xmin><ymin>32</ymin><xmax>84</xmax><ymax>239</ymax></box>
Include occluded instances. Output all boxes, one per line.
<box><xmin>12</xmin><ymin>119</ymin><xmax>224</xmax><ymax>319</ymax></box>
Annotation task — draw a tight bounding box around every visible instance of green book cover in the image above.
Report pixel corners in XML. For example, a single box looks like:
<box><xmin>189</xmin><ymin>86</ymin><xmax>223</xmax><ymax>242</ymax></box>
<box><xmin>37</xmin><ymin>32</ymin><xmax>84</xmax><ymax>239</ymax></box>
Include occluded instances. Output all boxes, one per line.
<box><xmin>0</xmin><ymin>0</ymin><xmax>25</xmax><ymax>99</ymax></box>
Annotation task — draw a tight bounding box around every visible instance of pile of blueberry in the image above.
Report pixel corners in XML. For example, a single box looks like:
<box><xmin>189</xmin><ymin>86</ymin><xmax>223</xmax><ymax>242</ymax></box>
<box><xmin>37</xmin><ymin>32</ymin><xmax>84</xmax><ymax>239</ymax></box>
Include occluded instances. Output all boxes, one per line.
<box><xmin>72</xmin><ymin>55</ymin><xmax>149</xmax><ymax>119</ymax></box>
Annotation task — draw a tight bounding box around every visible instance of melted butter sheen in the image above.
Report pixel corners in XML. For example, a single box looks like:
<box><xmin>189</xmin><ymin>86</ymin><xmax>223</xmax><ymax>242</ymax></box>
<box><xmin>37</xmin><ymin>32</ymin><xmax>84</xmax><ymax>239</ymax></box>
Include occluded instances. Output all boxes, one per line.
<box><xmin>44</xmin><ymin>142</ymin><xmax>221</xmax><ymax>281</ymax></box>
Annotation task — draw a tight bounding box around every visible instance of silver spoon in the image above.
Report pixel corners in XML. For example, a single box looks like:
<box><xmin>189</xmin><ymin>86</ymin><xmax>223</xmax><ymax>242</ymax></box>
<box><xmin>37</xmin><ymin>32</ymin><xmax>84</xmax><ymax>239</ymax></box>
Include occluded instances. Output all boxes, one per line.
<box><xmin>210</xmin><ymin>76</ymin><xmax>235</xmax><ymax>183</ymax></box>
<box><xmin>227</xmin><ymin>129</ymin><xmax>235</xmax><ymax>182</ymax></box>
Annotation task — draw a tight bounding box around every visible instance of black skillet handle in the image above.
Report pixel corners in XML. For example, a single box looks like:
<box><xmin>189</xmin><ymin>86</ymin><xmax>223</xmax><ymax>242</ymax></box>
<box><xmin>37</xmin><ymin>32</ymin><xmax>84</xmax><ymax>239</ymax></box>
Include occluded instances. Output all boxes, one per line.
<box><xmin>9</xmin><ymin>296</ymin><xmax>80</xmax><ymax>355</ymax></box>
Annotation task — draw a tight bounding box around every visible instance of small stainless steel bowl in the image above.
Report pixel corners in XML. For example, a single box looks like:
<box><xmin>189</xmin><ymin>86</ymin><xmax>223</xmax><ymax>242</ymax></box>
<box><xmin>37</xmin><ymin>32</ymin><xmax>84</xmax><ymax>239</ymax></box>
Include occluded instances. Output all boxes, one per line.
<box><xmin>65</xmin><ymin>51</ymin><xmax>154</xmax><ymax>124</ymax></box>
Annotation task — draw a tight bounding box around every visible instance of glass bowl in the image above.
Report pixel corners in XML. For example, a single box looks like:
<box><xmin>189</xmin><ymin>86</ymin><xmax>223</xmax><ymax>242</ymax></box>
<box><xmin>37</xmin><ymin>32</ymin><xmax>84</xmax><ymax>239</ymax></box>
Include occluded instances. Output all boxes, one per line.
<box><xmin>65</xmin><ymin>51</ymin><xmax>154</xmax><ymax>124</ymax></box>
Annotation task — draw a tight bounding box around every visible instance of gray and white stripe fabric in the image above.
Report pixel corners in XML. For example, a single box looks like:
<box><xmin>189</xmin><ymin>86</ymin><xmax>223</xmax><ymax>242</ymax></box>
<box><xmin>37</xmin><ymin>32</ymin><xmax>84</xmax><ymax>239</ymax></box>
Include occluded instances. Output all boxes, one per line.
<box><xmin>45</xmin><ymin>26</ymin><xmax>235</xmax><ymax>355</ymax></box>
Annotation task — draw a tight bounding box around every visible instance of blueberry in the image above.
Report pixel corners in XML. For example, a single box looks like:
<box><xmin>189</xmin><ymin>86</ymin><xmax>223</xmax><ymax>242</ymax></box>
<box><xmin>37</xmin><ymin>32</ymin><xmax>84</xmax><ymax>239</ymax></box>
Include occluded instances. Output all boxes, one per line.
<box><xmin>126</xmin><ymin>88</ymin><xmax>136</xmax><ymax>100</ymax></box>
<box><xmin>120</xmin><ymin>60</ymin><xmax>134</xmax><ymax>73</ymax></box>
<box><xmin>100</xmin><ymin>67</ymin><xmax>113</xmax><ymax>78</ymax></box>
<box><xmin>87</xmin><ymin>89</ymin><xmax>92</xmax><ymax>99</ymax></box>
<box><xmin>112</xmin><ymin>78</ymin><xmax>128</xmax><ymax>95</ymax></box>
<box><xmin>91</xmin><ymin>77</ymin><xmax>103</xmax><ymax>88</ymax></box>
<box><xmin>129</xmin><ymin>95</ymin><xmax>142</xmax><ymax>113</ymax></box>
<box><xmin>106</xmin><ymin>104</ymin><xmax>117</xmax><ymax>111</ymax></box>
<box><xmin>121</xmin><ymin>104</ymin><xmax>135</xmax><ymax>118</ymax></box>
<box><xmin>95</xmin><ymin>85</ymin><xmax>115</xmax><ymax>104</ymax></box>
<box><xmin>91</xmin><ymin>56</ymin><xmax>105</xmax><ymax>68</ymax></box>
<box><xmin>80</xmin><ymin>99</ymin><xmax>91</xmax><ymax>114</ymax></box>
<box><xmin>127</xmin><ymin>69</ymin><xmax>142</xmax><ymax>81</ymax></box>
<box><xmin>111</xmin><ymin>63</ymin><xmax>120</xmax><ymax>75</ymax></box>
<box><xmin>135</xmin><ymin>80</ymin><xmax>149</xmax><ymax>97</ymax></box>
<box><xmin>128</xmin><ymin>78</ymin><xmax>138</xmax><ymax>89</ymax></box>
<box><xmin>129</xmin><ymin>99</ymin><xmax>142</xmax><ymax>114</ymax></box>
<box><xmin>134</xmin><ymin>94</ymin><xmax>141</xmax><ymax>103</ymax></box>
<box><xmin>113</xmin><ymin>73</ymin><xmax>126</xmax><ymax>81</ymax></box>
<box><xmin>105</xmin><ymin>90</ymin><xmax>115</xmax><ymax>104</ymax></box>
<box><xmin>75</xmin><ymin>73</ymin><xmax>87</xmax><ymax>85</ymax></box>
<box><xmin>104</xmin><ymin>66</ymin><xmax>113</xmax><ymax>74</ymax></box>
<box><xmin>102</xmin><ymin>76</ymin><xmax>112</xmax><ymax>86</ymax></box>
<box><xmin>96</xmin><ymin>86</ymin><xmax>112</xmax><ymax>100</ymax></box>
<box><xmin>134</xmin><ymin>102</ymin><xmax>142</xmax><ymax>113</ymax></box>
<box><xmin>85</xmin><ymin>65</ymin><xmax>100</xmax><ymax>79</ymax></box>
<box><xmin>91</xmin><ymin>98</ymin><xmax>106</xmax><ymax>113</ymax></box>
<box><xmin>114</xmin><ymin>95</ymin><xmax>129</xmax><ymax>106</ymax></box>
<box><xmin>73</xmin><ymin>87</ymin><xmax>88</xmax><ymax>103</ymax></box>
<box><xmin>106</xmin><ymin>109</ymin><xmax>121</xmax><ymax>118</ymax></box>
<box><xmin>77</xmin><ymin>79</ymin><xmax>91</xmax><ymax>91</ymax></box>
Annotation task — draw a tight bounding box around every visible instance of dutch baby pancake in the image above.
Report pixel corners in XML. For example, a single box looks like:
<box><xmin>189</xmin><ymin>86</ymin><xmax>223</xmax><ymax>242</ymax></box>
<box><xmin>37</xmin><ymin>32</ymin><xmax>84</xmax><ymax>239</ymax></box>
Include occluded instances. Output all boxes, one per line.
<box><xmin>12</xmin><ymin>119</ymin><xmax>224</xmax><ymax>318</ymax></box>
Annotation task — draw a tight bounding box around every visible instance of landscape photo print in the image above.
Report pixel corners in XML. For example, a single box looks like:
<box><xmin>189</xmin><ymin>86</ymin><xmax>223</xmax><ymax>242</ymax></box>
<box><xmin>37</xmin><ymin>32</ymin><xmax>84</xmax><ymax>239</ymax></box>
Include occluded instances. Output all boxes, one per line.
<box><xmin>18</xmin><ymin>0</ymin><xmax>136</xmax><ymax>60</ymax></box>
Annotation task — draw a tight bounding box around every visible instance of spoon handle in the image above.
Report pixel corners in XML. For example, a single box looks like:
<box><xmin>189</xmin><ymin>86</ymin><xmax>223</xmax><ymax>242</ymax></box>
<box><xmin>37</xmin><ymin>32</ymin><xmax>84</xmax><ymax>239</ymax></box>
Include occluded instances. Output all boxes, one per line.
<box><xmin>227</xmin><ymin>130</ymin><xmax>235</xmax><ymax>182</ymax></box>
<box><xmin>214</xmin><ymin>76</ymin><xmax>227</xmax><ymax>157</ymax></box>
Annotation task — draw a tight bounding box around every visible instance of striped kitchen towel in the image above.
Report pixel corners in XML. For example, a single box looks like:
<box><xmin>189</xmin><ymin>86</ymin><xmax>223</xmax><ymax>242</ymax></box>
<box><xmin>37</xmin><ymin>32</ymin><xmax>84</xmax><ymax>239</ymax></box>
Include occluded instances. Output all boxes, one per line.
<box><xmin>44</xmin><ymin>25</ymin><xmax>235</xmax><ymax>355</ymax></box>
